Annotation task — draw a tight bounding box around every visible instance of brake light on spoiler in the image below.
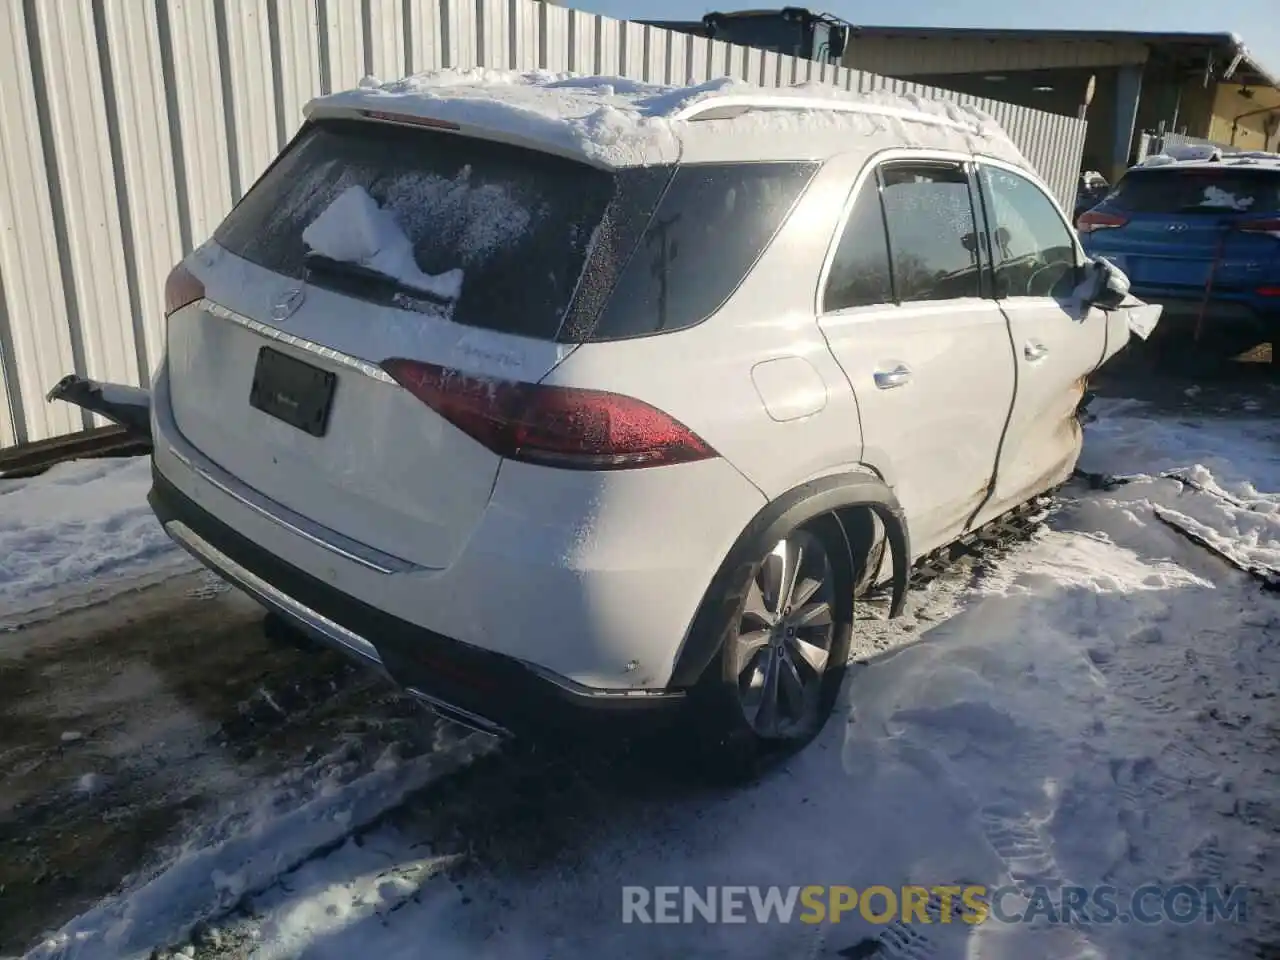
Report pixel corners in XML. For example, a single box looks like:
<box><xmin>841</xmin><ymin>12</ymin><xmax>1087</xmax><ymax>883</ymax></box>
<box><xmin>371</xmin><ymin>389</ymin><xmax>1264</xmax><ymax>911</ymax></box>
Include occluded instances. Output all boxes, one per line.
<box><xmin>380</xmin><ymin>358</ymin><xmax>717</xmax><ymax>470</ymax></box>
<box><xmin>360</xmin><ymin>110</ymin><xmax>461</xmax><ymax>131</ymax></box>
<box><xmin>1076</xmin><ymin>210</ymin><xmax>1129</xmax><ymax>234</ymax></box>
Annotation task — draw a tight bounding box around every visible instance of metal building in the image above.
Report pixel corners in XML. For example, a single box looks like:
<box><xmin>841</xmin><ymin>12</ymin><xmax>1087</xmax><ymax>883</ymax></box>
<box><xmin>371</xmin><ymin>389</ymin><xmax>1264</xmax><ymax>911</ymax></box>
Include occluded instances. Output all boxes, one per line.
<box><xmin>648</xmin><ymin>12</ymin><xmax>1280</xmax><ymax>182</ymax></box>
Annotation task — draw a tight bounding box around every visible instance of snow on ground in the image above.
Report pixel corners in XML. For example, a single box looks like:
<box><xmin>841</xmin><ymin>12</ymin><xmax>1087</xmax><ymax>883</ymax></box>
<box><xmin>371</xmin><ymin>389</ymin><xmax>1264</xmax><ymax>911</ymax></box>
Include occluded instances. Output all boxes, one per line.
<box><xmin>13</xmin><ymin>397</ymin><xmax>1280</xmax><ymax>960</ymax></box>
<box><xmin>25</xmin><ymin>733</ymin><xmax>492</xmax><ymax>960</ymax></box>
<box><xmin>0</xmin><ymin>458</ymin><xmax>189</xmax><ymax>630</ymax></box>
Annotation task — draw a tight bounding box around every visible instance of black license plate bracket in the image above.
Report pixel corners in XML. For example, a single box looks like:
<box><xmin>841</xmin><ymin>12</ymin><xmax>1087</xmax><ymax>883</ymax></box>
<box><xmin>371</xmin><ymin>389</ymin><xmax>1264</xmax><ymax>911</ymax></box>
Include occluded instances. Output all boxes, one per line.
<box><xmin>249</xmin><ymin>346</ymin><xmax>337</xmax><ymax>438</ymax></box>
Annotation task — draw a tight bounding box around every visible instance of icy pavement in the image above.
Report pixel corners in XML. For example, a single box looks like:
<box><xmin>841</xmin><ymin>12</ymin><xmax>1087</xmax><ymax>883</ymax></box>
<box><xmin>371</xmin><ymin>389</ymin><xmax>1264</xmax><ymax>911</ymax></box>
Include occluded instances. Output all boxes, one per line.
<box><xmin>6</xmin><ymin>395</ymin><xmax>1279</xmax><ymax>960</ymax></box>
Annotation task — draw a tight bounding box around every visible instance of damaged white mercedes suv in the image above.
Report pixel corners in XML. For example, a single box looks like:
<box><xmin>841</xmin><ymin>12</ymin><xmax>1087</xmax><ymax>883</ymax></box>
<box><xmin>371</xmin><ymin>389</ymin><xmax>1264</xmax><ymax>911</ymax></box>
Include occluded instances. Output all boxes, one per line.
<box><xmin>53</xmin><ymin>72</ymin><xmax>1158</xmax><ymax>775</ymax></box>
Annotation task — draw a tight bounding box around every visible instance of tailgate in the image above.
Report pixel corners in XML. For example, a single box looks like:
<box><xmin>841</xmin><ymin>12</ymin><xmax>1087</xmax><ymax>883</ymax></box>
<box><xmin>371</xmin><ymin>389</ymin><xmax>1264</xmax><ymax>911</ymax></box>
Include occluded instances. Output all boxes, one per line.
<box><xmin>163</xmin><ymin>117</ymin><xmax>616</xmax><ymax>569</ymax></box>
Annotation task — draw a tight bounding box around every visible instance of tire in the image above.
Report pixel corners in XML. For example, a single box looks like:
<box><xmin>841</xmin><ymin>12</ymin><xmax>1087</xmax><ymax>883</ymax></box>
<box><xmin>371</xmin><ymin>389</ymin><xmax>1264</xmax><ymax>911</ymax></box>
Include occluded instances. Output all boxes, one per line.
<box><xmin>687</xmin><ymin>513</ymin><xmax>855</xmax><ymax>782</ymax></box>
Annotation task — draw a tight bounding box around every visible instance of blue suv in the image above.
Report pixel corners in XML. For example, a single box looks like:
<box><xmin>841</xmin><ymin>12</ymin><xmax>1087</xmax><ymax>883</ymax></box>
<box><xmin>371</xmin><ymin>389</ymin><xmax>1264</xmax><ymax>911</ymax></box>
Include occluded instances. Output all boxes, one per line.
<box><xmin>1078</xmin><ymin>156</ymin><xmax>1280</xmax><ymax>345</ymax></box>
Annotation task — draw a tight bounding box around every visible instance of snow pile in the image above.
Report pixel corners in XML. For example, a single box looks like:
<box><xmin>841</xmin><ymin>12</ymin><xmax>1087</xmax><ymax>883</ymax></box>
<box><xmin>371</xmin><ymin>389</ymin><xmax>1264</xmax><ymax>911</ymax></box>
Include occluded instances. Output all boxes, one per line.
<box><xmin>0</xmin><ymin>458</ymin><xmax>188</xmax><ymax>628</ymax></box>
<box><xmin>1078</xmin><ymin>397</ymin><xmax>1279</xmax><ymax>575</ymax></box>
<box><xmin>308</xmin><ymin>68</ymin><xmax>1022</xmax><ymax>168</ymax></box>
<box><xmin>310</xmin><ymin>69</ymin><xmax>689</xmax><ymax>167</ymax></box>
<box><xmin>302</xmin><ymin>186</ymin><xmax>465</xmax><ymax>302</ymax></box>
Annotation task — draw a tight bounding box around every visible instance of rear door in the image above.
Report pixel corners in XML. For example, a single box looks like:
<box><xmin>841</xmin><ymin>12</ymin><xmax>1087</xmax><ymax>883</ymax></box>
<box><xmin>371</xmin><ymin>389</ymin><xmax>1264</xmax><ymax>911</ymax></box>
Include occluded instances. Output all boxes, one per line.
<box><xmin>1082</xmin><ymin>164</ymin><xmax>1280</xmax><ymax>294</ymax></box>
<box><xmin>975</xmin><ymin>161</ymin><xmax>1105</xmax><ymax>516</ymax></box>
<box><xmin>817</xmin><ymin>157</ymin><xmax>1016</xmax><ymax>558</ymax></box>
<box><xmin>168</xmin><ymin>117</ymin><xmax>617</xmax><ymax>569</ymax></box>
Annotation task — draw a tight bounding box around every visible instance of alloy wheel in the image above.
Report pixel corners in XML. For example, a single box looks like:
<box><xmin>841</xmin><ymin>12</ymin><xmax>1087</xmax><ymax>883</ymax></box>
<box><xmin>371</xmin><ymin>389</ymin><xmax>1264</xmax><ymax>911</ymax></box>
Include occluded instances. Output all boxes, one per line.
<box><xmin>732</xmin><ymin>529</ymin><xmax>836</xmax><ymax>739</ymax></box>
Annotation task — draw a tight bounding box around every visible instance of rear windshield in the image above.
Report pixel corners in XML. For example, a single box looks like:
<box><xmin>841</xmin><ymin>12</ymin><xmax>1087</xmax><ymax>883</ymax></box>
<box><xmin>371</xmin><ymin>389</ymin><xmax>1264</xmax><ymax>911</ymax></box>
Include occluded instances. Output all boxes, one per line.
<box><xmin>1106</xmin><ymin>167</ymin><xmax>1280</xmax><ymax>215</ymax></box>
<box><xmin>215</xmin><ymin>118</ymin><xmax>615</xmax><ymax>339</ymax></box>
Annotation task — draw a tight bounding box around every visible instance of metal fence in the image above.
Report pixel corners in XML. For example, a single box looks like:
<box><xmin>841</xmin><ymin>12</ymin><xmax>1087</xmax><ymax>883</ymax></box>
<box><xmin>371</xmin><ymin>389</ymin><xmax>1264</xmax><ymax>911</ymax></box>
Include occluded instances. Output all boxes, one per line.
<box><xmin>1152</xmin><ymin>131</ymin><xmax>1247</xmax><ymax>156</ymax></box>
<box><xmin>0</xmin><ymin>0</ymin><xmax>1088</xmax><ymax>448</ymax></box>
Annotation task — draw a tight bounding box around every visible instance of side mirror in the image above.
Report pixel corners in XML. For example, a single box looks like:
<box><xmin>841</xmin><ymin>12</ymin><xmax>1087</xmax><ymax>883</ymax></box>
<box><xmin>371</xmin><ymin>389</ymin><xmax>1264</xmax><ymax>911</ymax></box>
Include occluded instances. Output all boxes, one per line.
<box><xmin>1081</xmin><ymin>257</ymin><xmax>1130</xmax><ymax>310</ymax></box>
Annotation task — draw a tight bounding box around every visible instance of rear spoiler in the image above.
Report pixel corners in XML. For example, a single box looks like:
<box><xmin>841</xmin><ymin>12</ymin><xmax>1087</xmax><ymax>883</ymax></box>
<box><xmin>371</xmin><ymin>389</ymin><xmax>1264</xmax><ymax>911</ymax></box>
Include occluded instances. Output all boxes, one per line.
<box><xmin>47</xmin><ymin>374</ymin><xmax>152</xmax><ymax>441</ymax></box>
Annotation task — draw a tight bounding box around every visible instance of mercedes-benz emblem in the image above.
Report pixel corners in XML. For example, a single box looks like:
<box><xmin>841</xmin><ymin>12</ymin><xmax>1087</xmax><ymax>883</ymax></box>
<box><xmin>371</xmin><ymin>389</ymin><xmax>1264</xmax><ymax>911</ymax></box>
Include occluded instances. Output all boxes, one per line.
<box><xmin>272</xmin><ymin>286</ymin><xmax>306</xmax><ymax>322</ymax></box>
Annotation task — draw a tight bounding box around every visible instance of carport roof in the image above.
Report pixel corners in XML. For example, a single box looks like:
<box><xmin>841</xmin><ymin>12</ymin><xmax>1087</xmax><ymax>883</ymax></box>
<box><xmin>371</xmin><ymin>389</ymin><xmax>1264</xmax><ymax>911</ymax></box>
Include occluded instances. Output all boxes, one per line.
<box><xmin>838</xmin><ymin>27</ymin><xmax>1276</xmax><ymax>88</ymax></box>
<box><xmin>657</xmin><ymin>14</ymin><xmax>1279</xmax><ymax>91</ymax></box>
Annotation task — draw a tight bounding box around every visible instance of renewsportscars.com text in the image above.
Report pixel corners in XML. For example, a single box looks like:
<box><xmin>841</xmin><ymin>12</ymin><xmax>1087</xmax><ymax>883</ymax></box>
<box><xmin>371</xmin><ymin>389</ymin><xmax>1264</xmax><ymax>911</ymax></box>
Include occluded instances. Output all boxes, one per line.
<box><xmin>621</xmin><ymin>884</ymin><xmax>1248</xmax><ymax>926</ymax></box>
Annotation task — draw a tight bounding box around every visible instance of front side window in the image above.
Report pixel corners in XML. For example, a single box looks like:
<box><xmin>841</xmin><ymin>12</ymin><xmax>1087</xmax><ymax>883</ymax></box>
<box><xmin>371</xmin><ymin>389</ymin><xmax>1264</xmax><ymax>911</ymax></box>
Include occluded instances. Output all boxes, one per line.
<box><xmin>979</xmin><ymin>166</ymin><xmax>1079</xmax><ymax>299</ymax></box>
<box><xmin>823</xmin><ymin>177</ymin><xmax>894</xmax><ymax>312</ymax></box>
<box><xmin>878</xmin><ymin>163</ymin><xmax>983</xmax><ymax>302</ymax></box>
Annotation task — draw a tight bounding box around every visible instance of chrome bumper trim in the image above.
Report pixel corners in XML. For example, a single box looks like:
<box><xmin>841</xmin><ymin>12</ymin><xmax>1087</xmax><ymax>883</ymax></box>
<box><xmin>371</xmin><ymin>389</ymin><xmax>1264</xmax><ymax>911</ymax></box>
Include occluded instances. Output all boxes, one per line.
<box><xmin>164</xmin><ymin>519</ymin><xmax>384</xmax><ymax>668</ymax></box>
<box><xmin>404</xmin><ymin>687</ymin><xmax>511</xmax><ymax>739</ymax></box>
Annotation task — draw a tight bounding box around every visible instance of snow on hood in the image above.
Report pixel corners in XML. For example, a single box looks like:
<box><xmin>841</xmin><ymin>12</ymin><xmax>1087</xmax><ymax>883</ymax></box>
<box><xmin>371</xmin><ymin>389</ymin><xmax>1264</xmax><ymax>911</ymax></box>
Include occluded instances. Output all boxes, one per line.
<box><xmin>305</xmin><ymin>68</ymin><xmax>1027</xmax><ymax>170</ymax></box>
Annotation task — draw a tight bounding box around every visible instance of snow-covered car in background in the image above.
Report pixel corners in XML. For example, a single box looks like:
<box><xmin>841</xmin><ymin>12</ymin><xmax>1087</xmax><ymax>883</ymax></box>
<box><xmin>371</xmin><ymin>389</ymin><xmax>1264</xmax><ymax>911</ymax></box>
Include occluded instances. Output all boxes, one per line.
<box><xmin>51</xmin><ymin>71</ymin><xmax>1158</xmax><ymax>777</ymax></box>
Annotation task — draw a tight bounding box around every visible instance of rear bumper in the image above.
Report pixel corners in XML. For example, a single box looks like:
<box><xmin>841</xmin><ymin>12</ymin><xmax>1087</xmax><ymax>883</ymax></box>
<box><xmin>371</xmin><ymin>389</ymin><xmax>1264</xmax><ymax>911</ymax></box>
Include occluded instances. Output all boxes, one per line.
<box><xmin>1125</xmin><ymin>289</ymin><xmax>1279</xmax><ymax>330</ymax></box>
<box><xmin>149</xmin><ymin>468</ymin><xmax>689</xmax><ymax>740</ymax></box>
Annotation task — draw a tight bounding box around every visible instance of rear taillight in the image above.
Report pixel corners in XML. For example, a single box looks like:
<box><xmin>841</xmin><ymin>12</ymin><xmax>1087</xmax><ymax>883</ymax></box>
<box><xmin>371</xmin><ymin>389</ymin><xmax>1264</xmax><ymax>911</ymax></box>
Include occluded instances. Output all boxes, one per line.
<box><xmin>164</xmin><ymin>263</ymin><xmax>205</xmax><ymax>316</ymax></box>
<box><xmin>1076</xmin><ymin>210</ymin><xmax>1129</xmax><ymax>234</ymax></box>
<box><xmin>380</xmin><ymin>358</ymin><xmax>717</xmax><ymax>471</ymax></box>
<box><xmin>1257</xmin><ymin>286</ymin><xmax>1280</xmax><ymax>297</ymax></box>
<box><xmin>1237</xmin><ymin>218</ymin><xmax>1280</xmax><ymax>239</ymax></box>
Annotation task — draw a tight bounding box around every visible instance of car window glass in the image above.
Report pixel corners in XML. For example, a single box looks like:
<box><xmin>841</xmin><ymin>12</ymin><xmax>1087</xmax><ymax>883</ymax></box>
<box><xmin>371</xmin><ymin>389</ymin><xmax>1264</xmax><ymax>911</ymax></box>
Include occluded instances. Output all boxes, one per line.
<box><xmin>823</xmin><ymin>178</ymin><xmax>893</xmax><ymax>311</ymax></box>
<box><xmin>586</xmin><ymin>162</ymin><xmax>819</xmax><ymax>340</ymax></box>
<box><xmin>980</xmin><ymin>166</ymin><xmax>1078</xmax><ymax>299</ymax></box>
<box><xmin>1105</xmin><ymin>169</ymin><xmax>1280</xmax><ymax>214</ymax></box>
<box><xmin>214</xmin><ymin>118</ymin><xmax>614</xmax><ymax>340</ymax></box>
<box><xmin>879</xmin><ymin>164</ymin><xmax>982</xmax><ymax>302</ymax></box>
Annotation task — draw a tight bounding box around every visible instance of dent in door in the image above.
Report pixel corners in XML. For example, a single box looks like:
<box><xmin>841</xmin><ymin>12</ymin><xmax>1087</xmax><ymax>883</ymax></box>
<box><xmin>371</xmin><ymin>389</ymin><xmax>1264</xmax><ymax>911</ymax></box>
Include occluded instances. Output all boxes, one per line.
<box><xmin>750</xmin><ymin>357</ymin><xmax>828</xmax><ymax>422</ymax></box>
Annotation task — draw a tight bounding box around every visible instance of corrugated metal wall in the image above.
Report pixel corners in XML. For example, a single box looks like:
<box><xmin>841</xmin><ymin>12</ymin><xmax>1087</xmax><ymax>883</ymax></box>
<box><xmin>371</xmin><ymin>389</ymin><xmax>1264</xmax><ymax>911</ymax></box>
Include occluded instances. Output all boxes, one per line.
<box><xmin>0</xmin><ymin>0</ymin><xmax>1088</xmax><ymax>449</ymax></box>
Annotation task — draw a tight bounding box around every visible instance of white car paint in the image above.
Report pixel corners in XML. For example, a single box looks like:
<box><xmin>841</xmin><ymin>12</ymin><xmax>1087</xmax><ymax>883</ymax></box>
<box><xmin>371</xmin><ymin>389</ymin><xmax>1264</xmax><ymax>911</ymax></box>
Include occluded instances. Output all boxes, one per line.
<box><xmin>149</xmin><ymin>74</ymin><xmax>1154</xmax><ymax>704</ymax></box>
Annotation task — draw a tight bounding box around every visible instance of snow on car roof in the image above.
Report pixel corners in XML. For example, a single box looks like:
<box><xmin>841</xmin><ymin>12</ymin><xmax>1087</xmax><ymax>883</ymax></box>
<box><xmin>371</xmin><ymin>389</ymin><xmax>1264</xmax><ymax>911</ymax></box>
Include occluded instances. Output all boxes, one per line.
<box><xmin>1137</xmin><ymin>145</ymin><xmax>1280</xmax><ymax>172</ymax></box>
<box><xmin>305</xmin><ymin>68</ymin><xmax>1028</xmax><ymax>170</ymax></box>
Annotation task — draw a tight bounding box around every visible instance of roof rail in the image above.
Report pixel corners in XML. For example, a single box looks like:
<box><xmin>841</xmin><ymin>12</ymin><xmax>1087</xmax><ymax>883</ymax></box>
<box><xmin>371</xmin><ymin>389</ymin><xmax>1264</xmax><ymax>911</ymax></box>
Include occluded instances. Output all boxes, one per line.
<box><xmin>671</xmin><ymin>93</ymin><xmax>982</xmax><ymax>133</ymax></box>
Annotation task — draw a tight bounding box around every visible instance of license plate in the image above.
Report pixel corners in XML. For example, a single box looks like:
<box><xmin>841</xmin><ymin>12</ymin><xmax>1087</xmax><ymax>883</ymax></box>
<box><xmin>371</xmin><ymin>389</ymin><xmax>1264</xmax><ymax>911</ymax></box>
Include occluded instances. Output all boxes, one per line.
<box><xmin>1129</xmin><ymin>257</ymin><xmax>1209</xmax><ymax>288</ymax></box>
<box><xmin>249</xmin><ymin>347</ymin><xmax>336</xmax><ymax>437</ymax></box>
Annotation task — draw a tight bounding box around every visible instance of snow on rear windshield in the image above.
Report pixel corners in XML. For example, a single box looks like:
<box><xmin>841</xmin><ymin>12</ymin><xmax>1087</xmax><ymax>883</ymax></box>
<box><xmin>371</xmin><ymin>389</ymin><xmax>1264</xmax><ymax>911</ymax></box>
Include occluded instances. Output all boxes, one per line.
<box><xmin>1108</xmin><ymin>168</ymin><xmax>1280</xmax><ymax>214</ymax></box>
<box><xmin>214</xmin><ymin>118</ymin><xmax>614</xmax><ymax>339</ymax></box>
<box><xmin>301</xmin><ymin>185</ymin><xmax>466</xmax><ymax>303</ymax></box>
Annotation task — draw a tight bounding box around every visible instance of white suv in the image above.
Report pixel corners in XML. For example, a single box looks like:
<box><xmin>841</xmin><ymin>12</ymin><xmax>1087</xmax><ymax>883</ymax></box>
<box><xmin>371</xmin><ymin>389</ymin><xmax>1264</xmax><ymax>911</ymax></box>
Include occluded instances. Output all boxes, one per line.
<box><xmin>58</xmin><ymin>72</ymin><xmax>1155</xmax><ymax>773</ymax></box>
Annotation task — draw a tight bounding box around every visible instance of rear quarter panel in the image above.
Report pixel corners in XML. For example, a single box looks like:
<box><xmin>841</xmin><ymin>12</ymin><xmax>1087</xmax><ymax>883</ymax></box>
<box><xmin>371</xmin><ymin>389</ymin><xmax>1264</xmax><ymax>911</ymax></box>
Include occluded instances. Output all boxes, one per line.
<box><xmin>543</xmin><ymin>160</ymin><xmax>867</xmax><ymax>502</ymax></box>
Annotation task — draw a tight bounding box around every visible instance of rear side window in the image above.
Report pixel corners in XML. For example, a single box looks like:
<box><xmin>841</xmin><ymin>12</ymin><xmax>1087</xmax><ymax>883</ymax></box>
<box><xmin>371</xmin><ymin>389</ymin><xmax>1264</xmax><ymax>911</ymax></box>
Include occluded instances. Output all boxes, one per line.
<box><xmin>880</xmin><ymin>163</ymin><xmax>982</xmax><ymax>301</ymax></box>
<box><xmin>214</xmin><ymin>118</ymin><xmax>614</xmax><ymax>340</ymax></box>
<box><xmin>823</xmin><ymin>178</ymin><xmax>893</xmax><ymax>311</ymax></box>
<box><xmin>583</xmin><ymin>161</ymin><xmax>819</xmax><ymax>340</ymax></box>
<box><xmin>1105</xmin><ymin>168</ymin><xmax>1280</xmax><ymax>214</ymax></box>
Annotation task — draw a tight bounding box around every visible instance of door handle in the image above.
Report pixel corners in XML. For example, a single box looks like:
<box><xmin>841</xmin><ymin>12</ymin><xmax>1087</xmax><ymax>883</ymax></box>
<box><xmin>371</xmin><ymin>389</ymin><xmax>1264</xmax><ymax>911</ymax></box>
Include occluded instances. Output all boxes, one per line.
<box><xmin>1024</xmin><ymin>341</ymin><xmax>1050</xmax><ymax>362</ymax></box>
<box><xmin>873</xmin><ymin>364</ymin><xmax>912</xmax><ymax>390</ymax></box>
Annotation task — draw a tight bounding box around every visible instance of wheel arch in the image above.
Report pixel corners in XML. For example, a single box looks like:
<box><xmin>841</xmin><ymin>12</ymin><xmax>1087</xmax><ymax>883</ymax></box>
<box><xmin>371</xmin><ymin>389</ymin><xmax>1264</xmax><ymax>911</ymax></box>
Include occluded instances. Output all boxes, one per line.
<box><xmin>667</xmin><ymin>472</ymin><xmax>911</xmax><ymax>689</ymax></box>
